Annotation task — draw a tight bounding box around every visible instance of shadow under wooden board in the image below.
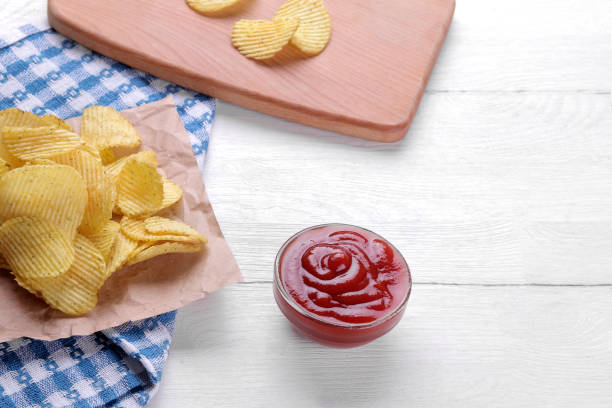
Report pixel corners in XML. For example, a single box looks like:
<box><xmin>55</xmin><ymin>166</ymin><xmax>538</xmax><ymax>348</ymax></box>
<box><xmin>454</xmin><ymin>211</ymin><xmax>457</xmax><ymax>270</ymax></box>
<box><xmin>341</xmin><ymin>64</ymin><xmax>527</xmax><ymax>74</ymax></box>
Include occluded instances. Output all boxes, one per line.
<box><xmin>48</xmin><ymin>0</ymin><xmax>454</xmax><ymax>142</ymax></box>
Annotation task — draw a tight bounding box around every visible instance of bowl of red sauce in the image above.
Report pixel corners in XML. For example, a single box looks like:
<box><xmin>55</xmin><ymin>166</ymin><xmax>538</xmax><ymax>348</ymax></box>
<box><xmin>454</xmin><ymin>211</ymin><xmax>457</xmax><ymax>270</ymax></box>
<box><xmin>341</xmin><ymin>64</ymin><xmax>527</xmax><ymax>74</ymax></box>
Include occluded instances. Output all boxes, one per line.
<box><xmin>274</xmin><ymin>224</ymin><xmax>411</xmax><ymax>348</ymax></box>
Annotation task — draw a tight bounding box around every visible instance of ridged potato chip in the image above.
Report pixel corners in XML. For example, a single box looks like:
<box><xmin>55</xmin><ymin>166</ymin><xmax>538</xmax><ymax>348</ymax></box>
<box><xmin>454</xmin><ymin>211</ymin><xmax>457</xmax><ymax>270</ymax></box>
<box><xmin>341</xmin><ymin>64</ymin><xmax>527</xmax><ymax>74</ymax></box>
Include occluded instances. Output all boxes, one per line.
<box><xmin>105</xmin><ymin>150</ymin><xmax>158</xmax><ymax>186</ymax></box>
<box><xmin>127</xmin><ymin>241</ymin><xmax>203</xmax><ymax>266</ymax></box>
<box><xmin>274</xmin><ymin>0</ymin><xmax>331</xmax><ymax>55</ymax></box>
<box><xmin>0</xmin><ymin>108</ymin><xmax>45</xmax><ymax>129</ymax></box>
<box><xmin>106</xmin><ymin>230</ymin><xmax>139</xmax><ymax>275</ymax></box>
<box><xmin>186</xmin><ymin>0</ymin><xmax>242</xmax><ymax>14</ymax></box>
<box><xmin>51</xmin><ymin>149</ymin><xmax>114</xmax><ymax>235</ymax></box>
<box><xmin>232</xmin><ymin>18</ymin><xmax>299</xmax><ymax>60</ymax></box>
<box><xmin>25</xmin><ymin>158</ymin><xmax>57</xmax><ymax>166</ymax></box>
<box><xmin>16</xmin><ymin>234</ymin><xmax>107</xmax><ymax>316</ymax></box>
<box><xmin>159</xmin><ymin>178</ymin><xmax>183</xmax><ymax>211</ymax></box>
<box><xmin>116</xmin><ymin>159</ymin><xmax>163</xmax><ymax>216</ymax></box>
<box><xmin>0</xmin><ymin>216</ymin><xmax>75</xmax><ymax>279</ymax></box>
<box><xmin>0</xmin><ymin>158</ymin><xmax>9</xmax><ymax>177</ymax></box>
<box><xmin>145</xmin><ymin>216</ymin><xmax>207</xmax><ymax>243</ymax></box>
<box><xmin>84</xmin><ymin>220</ymin><xmax>120</xmax><ymax>260</ymax></box>
<box><xmin>81</xmin><ymin>106</ymin><xmax>141</xmax><ymax>150</ymax></box>
<box><xmin>0</xmin><ymin>254</ymin><xmax>9</xmax><ymax>270</ymax></box>
<box><xmin>80</xmin><ymin>143</ymin><xmax>102</xmax><ymax>161</ymax></box>
<box><xmin>0</xmin><ymin>164</ymin><xmax>87</xmax><ymax>240</ymax></box>
<box><xmin>2</xmin><ymin>126</ymin><xmax>82</xmax><ymax>161</ymax></box>
<box><xmin>121</xmin><ymin>217</ymin><xmax>202</xmax><ymax>244</ymax></box>
<box><xmin>99</xmin><ymin>146</ymin><xmax>116</xmax><ymax>165</ymax></box>
<box><xmin>40</xmin><ymin>114</ymin><xmax>74</xmax><ymax>132</ymax></box>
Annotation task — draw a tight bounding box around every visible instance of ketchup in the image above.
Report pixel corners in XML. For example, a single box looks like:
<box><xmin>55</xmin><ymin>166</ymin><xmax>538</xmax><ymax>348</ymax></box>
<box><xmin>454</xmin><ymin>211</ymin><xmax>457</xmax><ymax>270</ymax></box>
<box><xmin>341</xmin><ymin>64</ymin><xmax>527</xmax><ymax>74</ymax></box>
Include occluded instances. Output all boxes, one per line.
<box><xmin>278</xmin><ymin>225</ymin><xmax>410</xmax><ymax>327</ymax></box>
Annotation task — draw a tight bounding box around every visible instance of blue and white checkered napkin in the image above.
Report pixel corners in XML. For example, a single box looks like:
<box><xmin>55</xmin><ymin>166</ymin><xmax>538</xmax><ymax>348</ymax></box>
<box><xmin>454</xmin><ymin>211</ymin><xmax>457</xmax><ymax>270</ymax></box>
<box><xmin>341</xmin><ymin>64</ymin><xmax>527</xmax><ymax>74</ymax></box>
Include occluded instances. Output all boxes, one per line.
<box><xmin>0</xmin><ymin>24</ymin><xmax>215</xmax><ymax>407</ymax></box>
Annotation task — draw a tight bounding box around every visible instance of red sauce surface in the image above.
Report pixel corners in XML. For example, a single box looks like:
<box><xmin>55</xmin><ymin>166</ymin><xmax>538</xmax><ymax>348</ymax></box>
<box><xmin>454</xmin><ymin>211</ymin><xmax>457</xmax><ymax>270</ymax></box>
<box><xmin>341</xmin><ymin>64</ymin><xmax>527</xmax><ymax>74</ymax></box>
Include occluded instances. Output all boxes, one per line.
<box><xmin>279</xmin><ymin>225</ymin><xmax>409</xmax><ymax>325</ymax></box>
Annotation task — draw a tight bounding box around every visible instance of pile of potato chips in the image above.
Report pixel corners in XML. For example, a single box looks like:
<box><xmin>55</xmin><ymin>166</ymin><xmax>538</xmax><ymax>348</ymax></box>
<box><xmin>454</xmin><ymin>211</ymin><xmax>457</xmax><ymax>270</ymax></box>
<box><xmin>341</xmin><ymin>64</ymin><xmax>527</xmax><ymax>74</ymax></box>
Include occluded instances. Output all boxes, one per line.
<box><xmin>186</xmin><ymin>0</ymin><xmax>331</xmax><ymax>60</ymax></box>
<box><xmin>0</xmin><ymin>107</ymin><xmax>207</xmax><ymax>316</ymax></box>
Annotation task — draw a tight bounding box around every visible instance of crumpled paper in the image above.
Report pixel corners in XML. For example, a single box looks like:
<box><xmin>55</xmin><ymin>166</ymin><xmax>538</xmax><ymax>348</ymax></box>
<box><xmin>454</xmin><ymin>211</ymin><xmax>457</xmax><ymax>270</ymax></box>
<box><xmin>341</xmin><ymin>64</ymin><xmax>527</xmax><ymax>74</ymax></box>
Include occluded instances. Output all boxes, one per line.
<box><xmin>0</xmin><ymin>96</ymin><xmax>242</xmax><ymax>342</ymax></box>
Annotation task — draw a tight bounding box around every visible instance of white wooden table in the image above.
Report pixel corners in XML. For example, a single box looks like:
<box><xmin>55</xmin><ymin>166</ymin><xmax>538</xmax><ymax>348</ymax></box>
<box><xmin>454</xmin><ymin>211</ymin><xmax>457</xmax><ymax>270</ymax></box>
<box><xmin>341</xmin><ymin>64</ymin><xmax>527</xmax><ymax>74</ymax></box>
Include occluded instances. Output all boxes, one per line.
<box><xmin>3</xmin><ymin>1</ymin><xmax>612</xmax><ymax>406</ymax></box>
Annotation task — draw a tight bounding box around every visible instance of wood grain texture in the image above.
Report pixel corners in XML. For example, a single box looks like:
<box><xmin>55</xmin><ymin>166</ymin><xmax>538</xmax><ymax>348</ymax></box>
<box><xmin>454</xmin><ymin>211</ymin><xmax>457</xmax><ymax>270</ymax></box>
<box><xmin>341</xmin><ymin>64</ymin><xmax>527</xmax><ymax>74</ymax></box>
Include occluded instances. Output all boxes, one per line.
<box><xmin>429</xmin><ymin>0</ymin><xmax>611</xmax><ymax>91</ymax></box>
<box><xmin>3</xmin><ymin>1</ymin><xmax>612</xmax><ymax>407</ymax></box>
<box><xmin>0</xmin><ymin>0</ymin><xmax>46</xmax><ymax>31</ymax></box>
<box><xmin>48</xmin><ymin>0</ymin><xmax>455</xmax><ymax>142</ymax></box>
<box><xmin>205</xmin><ymin>93</ymin><xmax>612</xmax><ymax>284</ymax></box>
<box><xmin>149</xmin><ymin>283</ymin><xmax>612</xmax><ymax>408</ymax></box>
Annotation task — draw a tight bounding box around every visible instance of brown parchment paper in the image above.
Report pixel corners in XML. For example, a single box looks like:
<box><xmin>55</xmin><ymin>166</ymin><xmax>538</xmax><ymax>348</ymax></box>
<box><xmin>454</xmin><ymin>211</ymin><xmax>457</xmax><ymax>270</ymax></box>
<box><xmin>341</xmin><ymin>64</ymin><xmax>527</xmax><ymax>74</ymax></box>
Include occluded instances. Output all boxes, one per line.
<box><xmin>0</xmin><ymin>96</ymin><xmax>242</xmax><ymax>342</ymax></box>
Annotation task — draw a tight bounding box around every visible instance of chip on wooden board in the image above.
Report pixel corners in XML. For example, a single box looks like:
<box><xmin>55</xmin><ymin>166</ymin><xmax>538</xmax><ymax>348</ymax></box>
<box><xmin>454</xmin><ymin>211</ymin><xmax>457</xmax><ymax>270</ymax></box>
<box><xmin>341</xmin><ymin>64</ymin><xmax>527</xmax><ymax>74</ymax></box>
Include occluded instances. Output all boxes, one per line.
<box><xmin>81</xmin><ymin>105</ymin><xmax>141</xmax><ymax>150</ymax></box>
<box><xmin>15</xmin><ymin>235</ymin><xmax>108</xmax><ymax>316</ymax></box>
<box><xmin>1</xmin><ymin>126</ymin><xmax>82</xmax><ymax>161</ymax></box>
<box><xmin>274</xmin><ymin>0</ymin><xmax>331</xmax><ymax>55</ymax></box>
<box><xmin>186</xmin><ymin>0</ymin><xmax>243</xmax><ymax>14</ymax></box>
<box><xmin>127</xmin><ymin>241</ymin><xmax>203</xmax><ymax>266</ymax></box>
<box><xmin>116</xmin><ymin>158</ymin><xmax>164</xmax><ymax>216</ymax></box>
<box><xmin>0</xmin><ymin>216</ymin><xmax>75</xmax><ymax>279</ymax></box>
<box><xmin>0</xmin><ymin>164</ymin><xmax>87</xmax><ymax>240</ymax></box>
<box><xmin>232</xmin><ymin>18</ymin><xmax>299</xmax><ymax>60</ymax></box>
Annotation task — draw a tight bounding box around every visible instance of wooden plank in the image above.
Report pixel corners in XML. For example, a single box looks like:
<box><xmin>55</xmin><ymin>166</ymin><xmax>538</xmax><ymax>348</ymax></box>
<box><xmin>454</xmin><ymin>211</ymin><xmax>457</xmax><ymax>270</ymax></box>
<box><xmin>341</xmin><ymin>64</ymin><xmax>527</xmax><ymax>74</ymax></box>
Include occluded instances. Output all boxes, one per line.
<box><xmin>0</xmin><ymin>0</ymin><xmax>46</xmax><ymax>32</ymax></box>
<box><xmin>206</xmin><ymin>93</ymin><xmax>612</xmax><ymax>284</ymax></box>
<box><xmin>429</xmin><ymin>0</ymin><xmax>611</xmax><ymax>91</ymax></box>
<box><xmin>3</xmin><ymin>1</ymin><xmax>610</xmax><ymax>92</ymax></box>
<box><xmin>48</xmin><ymin>0</ymin><xmax>455</xmax><ymax>142</ymax></box>
<box><xmin>149</xmin><ymin>283</ymin><xmax>612</xmax><ymax>407</ymax></box>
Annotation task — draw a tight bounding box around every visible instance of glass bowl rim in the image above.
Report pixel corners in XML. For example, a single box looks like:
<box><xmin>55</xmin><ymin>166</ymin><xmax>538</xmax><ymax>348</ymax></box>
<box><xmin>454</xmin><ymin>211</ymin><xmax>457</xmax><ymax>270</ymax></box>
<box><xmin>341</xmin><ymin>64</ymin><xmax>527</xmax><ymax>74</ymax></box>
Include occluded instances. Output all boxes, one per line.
<box><xmin>274</xmin><ymin>223</ymin><xmax>412</xmax><ymax>329</ymax></box>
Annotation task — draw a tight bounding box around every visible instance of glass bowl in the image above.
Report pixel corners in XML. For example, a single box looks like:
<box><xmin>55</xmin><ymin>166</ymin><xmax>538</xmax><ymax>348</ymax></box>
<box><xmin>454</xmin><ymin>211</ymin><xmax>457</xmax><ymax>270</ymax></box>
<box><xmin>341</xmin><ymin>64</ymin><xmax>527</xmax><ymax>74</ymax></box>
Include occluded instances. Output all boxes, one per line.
<box><xmin>273</xmin><ymin>224</ymin><xmax>412</xmax><ymax>348</ymax></box>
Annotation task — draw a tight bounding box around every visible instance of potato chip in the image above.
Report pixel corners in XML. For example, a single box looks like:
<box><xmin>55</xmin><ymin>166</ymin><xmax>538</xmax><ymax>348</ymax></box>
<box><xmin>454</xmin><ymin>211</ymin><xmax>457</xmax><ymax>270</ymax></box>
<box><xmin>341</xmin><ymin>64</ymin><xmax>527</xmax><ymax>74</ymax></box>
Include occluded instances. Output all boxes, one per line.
<box><xmin>0</xmin><ymin>164</ymin><xmax>87</xmax><ymax>240</ymax></box>
<box><xmin>127</xmin><ymin>241</ymin><xmax>202</xmax><ymax>266</ymax></box>
<box><xmin>80</xmin><ymin>143</ymin><xmax>102</xmax><ymax>161</ymax></box>
<box><xmin>51</xmin><ymin>149</ymin><xmax>114</xmax><ymax>234</ymax></box>
<box><xmin>120</xmin><ymin>217</ymin><xmax>202</xmax><ymax>243</ymax></box>
<box><xmin>99</xmin><ymin>146</ymin><xmax>116</xmax><ymax>165</ymax></box>
<box><xmin>116</xmin><ymin>159</ymin><xmax>163</xmax><ymax>216</ymax></box>
<box><xmin>105</xmin><ymin>150</ymin><xmax>158</xmax><ymax>186</ymax></box>
<box><xmin>274</xmin><ymin>0</ymin><xmax>331</xmax><ymax>55</ymax></box>
<box><xmin>0</xmin><ymin>108</ymin><xmax>45</xmax><ymax>129</ymax></box>
<box><xmin>25</xmin><ymin>158</ymin><xmax>57</xmax><ymax>166</ymax></box>
<box><xmin>40</xmin><ymin>114</ymin><xmax>74</xmax><ymax>132</ymax></box>
<box><xmin>2</xmin><ymin>126</ymin><xmax>82</xmax><ymax>161</ymax></box>
<box><xmin>232</xmin><ymin>18</ymin><xmax>299</xmax><ymax>60</ymax></box>
<box><xmin>106</xmin><ymin>230</ymin><xmax>139</xmax><ymax>275</ymax></box>
<box><xmin>145</xmin><ymin>216</ymin><xmax>207</xmax><ymax>243</ymax></box>
<box><xmin>16</xmin><ymin>234</ymin><xmax>107</xmax><ymax>316</ymax></box>
<box><xmin>0</xmin><ymin>216</ymin><xmax>75</xmax><ymax>279</ymax></box>
<box><xmin>186</xmin><ymin>0</ymin><xmax>242</xmax><ymax>14</ymax></box>
<box><xmin>159</xmin><ymin>178</ymin><xmax>183</xmax><ymax>211</ymax></box>
<box><xmin>84</xmin><ymin>220</ymin><xmax>120</xmax><ymax>260</ymax></box>
<box><xmin>81</xmin><ymin>106</ymin><xmax>141</xmax><ymax>150</ymax></box>
<box><xmin>0</xmin><ymin>254</ymin><xmax>9</xmax><ymax>270</ymax></box>
<box><xmin>0</xmin><ymin>158</ymin><xmax>9</xmax><ymax>177</ymax></box>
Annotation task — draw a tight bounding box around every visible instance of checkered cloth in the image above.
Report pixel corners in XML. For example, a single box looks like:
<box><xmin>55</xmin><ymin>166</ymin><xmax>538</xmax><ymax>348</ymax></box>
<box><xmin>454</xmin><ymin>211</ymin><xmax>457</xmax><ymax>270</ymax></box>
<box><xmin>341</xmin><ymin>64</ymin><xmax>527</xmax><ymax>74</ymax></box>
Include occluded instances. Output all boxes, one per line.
<box><xmin>0</xmin><ymin>24</ymin><xmax>215</xmax><ymax>407</ymax></box>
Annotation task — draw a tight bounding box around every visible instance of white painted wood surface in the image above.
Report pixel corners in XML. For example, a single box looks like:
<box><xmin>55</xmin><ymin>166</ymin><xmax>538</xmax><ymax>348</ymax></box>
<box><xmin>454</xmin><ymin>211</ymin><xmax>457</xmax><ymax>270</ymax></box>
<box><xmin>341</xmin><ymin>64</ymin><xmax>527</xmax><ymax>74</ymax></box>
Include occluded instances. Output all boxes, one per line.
<box><xmin>2</xmin><ymin>1</ymin><xmax>612</xmax><ymax>407</ymax></box>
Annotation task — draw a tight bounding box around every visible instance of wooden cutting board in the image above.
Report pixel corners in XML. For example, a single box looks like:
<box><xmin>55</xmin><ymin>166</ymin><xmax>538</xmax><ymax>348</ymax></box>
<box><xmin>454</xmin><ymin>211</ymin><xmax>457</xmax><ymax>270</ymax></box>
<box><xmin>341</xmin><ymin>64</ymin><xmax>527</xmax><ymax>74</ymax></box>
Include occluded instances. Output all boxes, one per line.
<box><xmin>48</xmin><ymin>0</ymin><xmax>454</xmax><ymax>142</ymax></box>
